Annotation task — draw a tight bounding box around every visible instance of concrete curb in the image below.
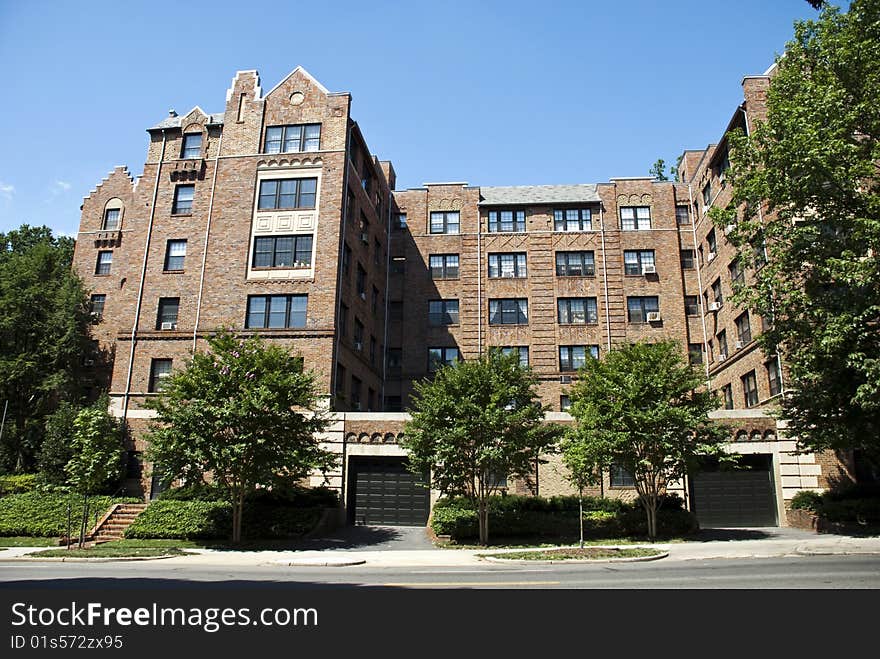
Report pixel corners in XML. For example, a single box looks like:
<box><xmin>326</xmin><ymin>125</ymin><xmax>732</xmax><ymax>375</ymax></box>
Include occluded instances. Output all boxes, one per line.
<box><xmin>478</xmin><ymin>550</ymin><xmax>669</xmax><ymax>564</ymax></box>
<box><xmin>795</xmin><ymin>548</ymin><xmax>880</xmax><ymax>557</ymax></box>
<box><xmin>2</xmin><ymin>553</ymin><xmax>185</xmax><ymax>563</ymax></box>
<box><xmin>272</xmin><ymin>558</ymin><xmax>367</xmax><ymax>567</ymax></box>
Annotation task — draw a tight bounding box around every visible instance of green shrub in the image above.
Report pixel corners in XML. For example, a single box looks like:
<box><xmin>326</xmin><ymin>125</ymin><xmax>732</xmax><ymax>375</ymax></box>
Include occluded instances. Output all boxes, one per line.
<box><xmin>430</xmin><ymin>494</ymin><xmax>697</xmax><ymax>541</ymax></box>
<box><xmin>125</xmin><ymin>499</ymin><xmax>326</xmax><ymax>540</ymax></box>
<box><xmin>158</xmin><ymin>484</ymin><xmax>226</xmax><ymax>502</ymax></box>
<box><xmin>159</xmin><ymin>483</ymin><xmax>338</xmax><ymax>508</ymax></box>
<box><xmin>818</xmin><ymin>498</ymin><xmax>880</xmax><ymax>523</ymax></box>
<box><xmin>0</xmin><ymin>474</ymin><xmax>40</xmax><ymax>497</ymax></box>
<box><xmin>0</xmin><ymin>493</ymin><xmax>138</xmax><ymax>537</ymax></box>
<box><xmin>790</xmin><ymin>490</ymin><xmax>823</xmax><ymax>511</ymax></box>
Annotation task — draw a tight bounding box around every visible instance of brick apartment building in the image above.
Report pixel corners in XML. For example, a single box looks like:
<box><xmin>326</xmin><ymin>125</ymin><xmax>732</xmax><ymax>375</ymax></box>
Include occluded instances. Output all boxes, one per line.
<box><xmin>72</xmin><ymin>66</ymin><xmax>846</xmax><ymax>529</ymax></box>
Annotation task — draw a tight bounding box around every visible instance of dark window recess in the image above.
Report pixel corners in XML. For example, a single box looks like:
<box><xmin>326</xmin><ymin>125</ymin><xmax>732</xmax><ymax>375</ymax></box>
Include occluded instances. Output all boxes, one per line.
<box><xmin>387</xmin><ymin>348</ymin><xmax>402</xmax><ymax>373</ymax></box>
<box><xmin>164</xmin><ymin>240</ymin><xmax>187</xmax><ymax>271</ymax></box>
<box><xmin>172</xmin><ymin>185</ymin><xmax>194</xmax><ymax>214</ymax></box>
<box><xmin>610</xmin><ymin>463</ymin><xmax>635</xmax><ymax>487</ymax></box>
<box><xmin>675</xmin><ymin>205</ymin><xmax>690</xmax><ymax>225</ymax></box>
<box><xmin>252</xmin><ymin>235</ymin><xmax>313</xmax><ymax>268</ymax></box>
<box><xmin>554</xmin><ymin>208</ymin><xmax>592</xmax><ymax>232</ymax></box>
<box><xmin>353</xmin><ymin>319</ymin><xmax>364</xmax><ymax>350</ymax></box>
<box><xmin>685</xmin><ymin>295</ymin><xmax>699</xmax><ymax>316</ymax></box>
<box><xmin>390</xmin><ymin>257</ymin><xmax>406</xmax><ymax>274</ymax></box>
<box><xmin>149</xmin><ymin>359</ymin><xmax>172</xmax><ymax>393</ymax></box>
<box><xmin>384</xmin><ymin>396</ymin><xmax>402</xmax><ymax>412</ymax></box>
<box><xmin>181</xmin><ymin>133</ymin><xmax>202</xmax><ymax>159</ymax></box>
<box><xmin>767</xmin><ymin>360</ymin><xmax>782</xmax><ymax>396</ymax></box>
<box><xmin>339</xmin><ymin>304</ymin><xmax>349</xmax><ymax>336</ymax></box>
<box><xmin>156</xmin><ymin>298</ymin><xmax>180</xmax><ymax>330</ymax></box>
<box><xmin>246</xmin><ymin>295</ymin><xmax>307</xmax><ymax>329</ymax></box>
<box><xmin>742</xmin><ymin>370</ymin><xmax>759</xmax><ymax>407</ymax></box>
<box><xmin>429</xmin><ymin>254</ymin><xmax>459</xmax><ymax>279</ymax></box>
<box><xmin>428</xmin><ymin>347</ymin><xmax>460</xmax><ymax>373</ymax></box>
<box><xmin>389</xmin><ymin>301</ymin><xmax>403</xmax><ymax>321</ymax></box>
<box><xmin>257</xmin><ymin>178</ymin><xmax>317</xmax><ymax>210</ymax></box>
<box><xmin>428</xmin><ymin>300</ymin><xmax>459</xmax><ymax>326</ymax></box>
<box><xmin>395</xmin><ymin>213</ymin><xmax>408</xmax><ymax>230</ymax></box>
<box><xmin>560</xmin><ymin>395</ymin><xmax>571</xmax><ymax>411</ymax></box>
<box><xmin>488</xmin><ymin>210</ymin><xmax>526</xmax><ymax>232</ymax></box>
<box><xmin>680</xmin><ymin>249</ymin><xmax>695</xmax><ymax>270</ymax></box>
<box><xmin>263</xmin><ymin>124</ymin><xmax>321</xmax><ymax>153</ymax></box>
<box><xmin>688</xmin><ymin>343</ymin><xmax>704</xmax><ymax>365</ymax></box>
<box><xmin>722</xmin><ymin>383</ymin><xmax>734</xmax><ymax>410</ymax></box>
<box><xmin>556</xmin><ymin>251</ymin><xmax>595</xmax><ymax>276</ymax></box>
<box><xmin>736</xmin><ymin>312</ymin><xmax>752</xmax><ymax>345</ymax></box>
<box><xmin>489</xmin><ymin>298</ymin><xmax>528</xmax><ymax>325</ymax></box>
<box><xmin>335</xmin><ymin>364</ymin><xmax>346</xmax><ymax>399</ymax></box>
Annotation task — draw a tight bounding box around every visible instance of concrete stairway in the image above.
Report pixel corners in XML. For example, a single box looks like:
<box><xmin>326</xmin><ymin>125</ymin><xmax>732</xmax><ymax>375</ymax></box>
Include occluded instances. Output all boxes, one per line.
<box><xmin>91</xmin><ymin>503</ymin><xmax>149</xmax><ymax>544</ymax></box>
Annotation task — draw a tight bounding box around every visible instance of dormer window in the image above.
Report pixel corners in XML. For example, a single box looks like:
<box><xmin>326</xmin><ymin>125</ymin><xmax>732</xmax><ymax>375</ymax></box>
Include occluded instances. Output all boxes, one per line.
<box><xmin>181</xmin><ymin>133</ymin><xmax>202</xmax><ymax>159</ymax></box>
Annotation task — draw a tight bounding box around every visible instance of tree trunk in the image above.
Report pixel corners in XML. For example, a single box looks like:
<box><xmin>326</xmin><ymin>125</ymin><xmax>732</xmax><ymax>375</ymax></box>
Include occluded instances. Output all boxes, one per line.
<box><xmin>232</xmin><ymin>491</ymin><xmax>244</xmax><ymax>544</ymax></box>
<box><xmin>79</xmin><ymin>494</ymin><xmax>89</xmax><ymax>549</ymax></box>
<box><xmin>646</xmin><ymin>501</ymin><xmax>657</xmax><ymax>540</ymax></box>
<box><xmin>478</xmin><ymin>498</ymin><xmax>489</xmax><ymax>546</ymax></box>
<box><xmin>578</xmin><ymin>488</ymin><xmax>584</xmax><ymax>549</ymax></box>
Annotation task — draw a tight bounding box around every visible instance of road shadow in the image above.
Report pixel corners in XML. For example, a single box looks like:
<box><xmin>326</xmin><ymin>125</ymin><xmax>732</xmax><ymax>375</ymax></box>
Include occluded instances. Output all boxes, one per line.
<box><xmin>690</xmin><ymin>528</ymin><xmax>789</xmax><ymax>542</ymax></box>
<box><xmin>199</xmin><ymin>525</ymin><xmax>432</xmax><ymax>552</ymax></box>
<box><xmin>0</xmin><ymin>578</ymin><xmax>399</xmax><ymax>591</ymax></box>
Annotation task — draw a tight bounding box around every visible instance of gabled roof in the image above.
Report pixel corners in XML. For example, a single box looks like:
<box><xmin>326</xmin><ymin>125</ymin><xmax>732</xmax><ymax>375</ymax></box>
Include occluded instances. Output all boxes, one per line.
<box><xmin>149</xmin><ymin>106</ymin><xmax>224</xmax><ymax>131</ymax></box>
<box><xmin>479</xmin><ymin>184</ymin><xmax>600</xmax><ymax>206</ymax></box>
<box><xmin>265</xmin><ymin>65</ymin><xmax>332</xmax><ymax>98</ymax></box>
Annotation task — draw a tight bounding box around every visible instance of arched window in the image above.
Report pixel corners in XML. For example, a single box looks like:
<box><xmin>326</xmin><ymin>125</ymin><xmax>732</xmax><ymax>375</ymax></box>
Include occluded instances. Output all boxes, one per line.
<box><xmin>103</xmin><ymin>198</ymin><xmax>124</xmax><ymax>230</ymax></box>
<box><xmin>181</xmin><ymin>126</ymin><xmax>203</xmax><ymax>159</ymax></box>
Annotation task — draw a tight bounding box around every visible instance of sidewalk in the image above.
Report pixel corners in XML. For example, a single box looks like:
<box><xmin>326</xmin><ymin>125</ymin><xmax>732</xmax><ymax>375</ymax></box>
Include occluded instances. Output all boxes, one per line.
<box><xmin>4</xmin><ymin>529</ymin><xmax>879</xmax><ymax>567</ymax></box>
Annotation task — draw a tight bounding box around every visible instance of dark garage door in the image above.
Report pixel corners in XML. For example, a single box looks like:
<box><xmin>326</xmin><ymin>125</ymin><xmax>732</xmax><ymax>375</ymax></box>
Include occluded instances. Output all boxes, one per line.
<box><xmin>348</xmin><ymin>457</ymin><xmax>430</xmax><ymax>526</ymax></box>
<box><xmin>690</xmin><ymin>454</ymin><xmax>778</xmax><ymax>528</ymax></box>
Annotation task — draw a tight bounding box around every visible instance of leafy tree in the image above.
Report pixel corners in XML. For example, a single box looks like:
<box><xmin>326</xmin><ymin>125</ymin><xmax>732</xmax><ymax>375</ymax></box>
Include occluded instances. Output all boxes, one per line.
<box><xmin>0</xmin><ymin>224</ymin><xmax>94</xmax><ymax>472</ymax></box>
<box><xmin>567</xmin><ymin>341</ymin><xmax>726</xmax><ymax>539</ymax></box>
<box><xmin>144</xmin><ymin>330</ymin><xmax>336</xmax><ymax>543</ymax></box>
<box><xmin>717</xmin><ymin>0</ymin><xmax>880</xmax><ymax>466</ymax></box>
<box><xmin>65</xmin><ymin>397</ymin><xmax>124</xmax><ymax>546</ymax></box>
<box><xmin>560</xmin><ymin>430</ymin><xmax>612</xmax><ymax>547</ymax></box>
<box><xmin>650</xmin><ymin>158</ymin><xmax>669</xmax><ymax>181</ymax></box>
<box><xmin>38</xmin><ymin>401</ymin><xmax>80</xmax><ymax>485</ymax></box>
<box><xmin>402</xmin><ymin>350</ymin><xmax>561</xmax><ymax>545</ymax></box>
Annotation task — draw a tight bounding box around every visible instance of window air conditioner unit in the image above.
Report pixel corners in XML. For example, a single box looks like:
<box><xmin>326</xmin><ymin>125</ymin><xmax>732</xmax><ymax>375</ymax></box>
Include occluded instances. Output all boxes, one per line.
<box><xmin>90</xmin><ymin>311</ymin><xmax>101</xmax><ymax>319</ymax></box>
<box><xmin>560</xmin><ymin>375</ymin><xmax>572</xmax><ymax>384</ymax></box>
<box><xmin>707</xmin><ymin>251</ymin><xmax>717</xmax><ymax>263</ymax></box>
<box><xmin>501</xmin><ymin>271</ymin><xmax>515</xmax><ymax>278</ymax></box>
<box><xmin>646</xmin><ymin>312</ymin><xmax>662</xmax><ymax>322</ymax></box>
<box><xmin>354</xmin><ymin>341</ymin><xmax>363</xmax><ymax>351</ymax></box>
<box><xmin>161</xmin><ymin>322</ymin><xmax>176</xmax><ymax>330</ymax></box>
<box><xmin>735</xmin><ymin>340</ymin><xmax>744</xmax><ymax>350</ymax></box>
<box><xmin>709</xmin><ymin>301</ymin><xmax>723</xmax><ymax>312</ymax></box>
<box><xmin>641</xmin><ymin>264</ymin><xmax>656</xmax><ymax>275</ymax></box>
<box><xmin>717</xmin><ymin>353</ymin><xmax>727</xmax><ymax>362</ymax></box>
<box><xmin>724</xmin><ymin>224</ymin><xmax>736</xmax><ymax>235</ymax></box>
<box><xmin>360</xmin><ymin>232</ymin><xmax>369</xmax><ymax>244</ymax></box>
<box><xmin>359</xmin><ymin>292</ymin><xmax>366</xmax><ymax>300</ymax></box>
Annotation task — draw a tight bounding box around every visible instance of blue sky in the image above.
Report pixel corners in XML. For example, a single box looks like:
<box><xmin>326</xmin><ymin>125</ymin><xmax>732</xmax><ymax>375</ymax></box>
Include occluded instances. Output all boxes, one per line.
<box><xmin>0</xmin><ymin>0</ymin><xmax>829</xmax><ymax>237</ymax></box>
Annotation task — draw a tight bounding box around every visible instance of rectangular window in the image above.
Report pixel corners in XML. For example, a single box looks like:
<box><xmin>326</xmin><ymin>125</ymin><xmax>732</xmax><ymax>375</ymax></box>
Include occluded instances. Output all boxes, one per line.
<box><xmin>388</xmin><ymin>301</ymin><xmax>402</xmax><ymax>322</ymax></box>
<box><xmin>172</xmin><ymin>185</ymin><xmax>195</xmax><ymax>215</ymax></box>
<box><xmin>729</xmin><ymin>259</ymin><xmax>745</xmax><ymax>287</ymax></box>
<box><xmin>620</xmin><ymin>206</ymin><xmax>651</xmax><ymax>230</ymax></box>
<box><xmin>722</xmin><ymin>383</ymin><xmax>734</xmax><ymax>410</ymax></box>
<box><xmin>429</xmin><ymin>254</ymin><xmax>459</xmax><ymax>279</ymax></box>
<box><xmin>767</xmin><ymin>360</ymin><xmax>782</xmax><ymax>396</ymax></box>
<box><xmin>369</xmin><ymin>336</ymin><xmax>377</xmax><ymax>366</ymax></box>
<box><xmin>149</xmin><ymin>359</ymin><xmax>172</xmax><ymax>393</ymax></box>
<box><xmin>164</xmin><ymin>239</ymin><xmax>187</xmax><ymax>271</ymax></box>
<box><xmin>390</xmin><ymin>257</ymin><xmax>406</xmax><ymax>274</ymax></box>
<box><xmin>356</xmin><ymin>264</ymin><xmax>366</xmax><ymax>297</ymax></box>
<box><xmin>742</xmin><ymin>370</ymin><xmax>759</xmax><ymax>407</ymax></box>
<box><xmin>395</xmin><ymin>213</ymin><xmax>408</xmax><ymax>230</ymax></box>
<box><xmin>554</xmin><ymin>209</ymin><xmax>592</xmax><ymax>232</ymax></box>
<box><xmin>95</xmin><ymin>250</ymin><xmax>112</xmax><ymax>275</ymax></box>
<box><xmin>428</xmin><ymin>347</ymin><xmax>460</xmax><ymax>373</ymax></box>
<box><xmin>384</xmin><ymin>395</ymin><xmax>402</xmax><ymax>412</ymax></box>
<box><xmin>488</xmin><ymin>210</ymin><xmax>526</xmax><ymax>232</ymax></box>
<box><xmin>702</xmin><ymin>182</ymin><xmax>712</xmax><ymax>207</ymax></box>
<box><xmin>430</xmin><ymin>211</ymin><xmax>460</xmax><ymax>234</ymax></box>
<box><xmin>688</xmin><ymin>343</ymin><xmax>704</xmax><ymax>365</ymax></box>
<box><xmin>252</xmin><ymin>235</ymin><xmax>313</xmax><ymax>268</ymax></box>
<box><xmin>428</xmin><ymin>299</ymin><xmax>459</xmax><ymax>326</ymax></box>
<box><xmin>707</xmin><ymin>229</ymin><xmax>717</xmax><ymax>255</ymax></box>
<box><xmin>257</xmin><ymin>178</ymin><xmax>317</xmax><ymax>210</ymax></box>
<box><xmin>498</xmin><ymin>346</ymin><xmax>529</xmax><ymax>367</ymax></box>
<box><xmin>181</xmin><ymin>133</ymin><xmax>202</xmax><ymax>159</ymax></box>
<box><xmin>676</xmin><ymin>205</ymin><xmax>690</xmax><ymax>225</ymax></box>
<box><xmin>557</xmin><ymin>298</ymin><xmax>598</xmax><ymax>325</ymax></box>
<box><xmin>488</xmin><ymin>253</ymin><xmax>527</xmax><ymax>278</ymax></box>
<box><xmin>680</xmin><ymin>249</ymin><xmax>695</xmax><ymax>270</ymax></box>
<box><xmin>387</xmin><ymin>348</ymin><xmax>402</xmax><ymax>373</ymax></box>
<box><xmin>560</xmin><ymin>395</ymin><xmax>571</xmax><ymax>411</ymax></box>
<box><xmin>335</xmin><ymin>364</ymin><xmax>346</xmax><ymax>399</ymax></box>
<box><xmin>350</xmin><ymin>376</ymin><xmax>362</xmax><ymax>410</ymax></box>
<box><xmin>245</xmin><ymin>295</ymin><xmax>308</xmax><ymax>329</ymax></box>
<box><xmin>623</xmin><ymin>250</ymin><xmax>656</xmax><ymax>275</ymax></box>
<box><xmin>89</xmin><ymin>294</ymin><xmax>106</xmax><ymax>318</ymax></box>
<box><xmin>559</xmin><ymin>345</ymin><xmax>598</xmax><ymax>371</ymax></box>
<box><xmin>626</xmin><ymin>296</ymin><xmax>659</xmax><ymax>323</ymax></box>
<box><xmin>489</xmin><ymin>298</ymin><xmax>528</xmax><ymax>325</ymax></box>
<box><xmin>102</xmin><ymin>208</ymin><xmax>120</xmax><ymax>231</ymax></box>
<box><xmin>156</xmin><ymin>298</ymin><xmax>180</xmax><ymax>330</ymax></box>
<box><xmin>555</xmin><ymin>251</ymin><xmax>595</xmax><ymax>277</ymax></box>
<box><xmin>371</xmin><ymin>286</ymin><xmax>379</xmax><ymax>316</ymax></box>
<box><xmin>610</xmin><ymin>463</ymin><xmax>635</xmax><ymax>487</ymax></box>
<box><xmin>717</xmin><ymin>330</ymin><xmax>728</xmax><ymax>358</ymax></box>
<box><xmin>684</xmin><ymin>295</ymin><xmax>699</xmax><ymax>316</ymax></box>
<box><xmin>712</xmin><ymin>278</ymin><xmax>724</xmax><ymax>305</ymax></box>
<box><xmin>263</xmin><ymin>124</ymin><xmax>321</xmax><ymax>154</ymax></box>
<box><xmin>353</xmin><ymin>318</ymin><xmax>364</xmax><ymax>350</ymax></box>
<box><xmin>736</xmin><ymin>312</ymin><xmax>752</xmax><ymax>345</ymax></box>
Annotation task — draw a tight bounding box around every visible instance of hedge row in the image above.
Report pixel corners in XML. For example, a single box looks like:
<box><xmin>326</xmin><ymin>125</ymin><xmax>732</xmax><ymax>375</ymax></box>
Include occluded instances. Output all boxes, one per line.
<box><xmin>124</xmin><ymin>500</ymin><xmax>324</xmax><ymax>540</ymax></box>
<box><xmin>790</xmin><ymin>484</ymin><xmax>880</xmax><ymax>523</ymax></box>
<box><xmin>431</xmin><ymin>494</ymin><xmax>697</xmax><ymax>541</ymax></box>
<box><xmin>0</xmin><ymin>474</ymin><xmax>40</xmax><ymax>497</ymax></box>
<box><xmin>0</xmin><ymin>493</ymin><xmax>139</xmax><ymax>537</ymax></box>
<box><xmin>158</xmin><ymin>483</ymin><xmax>338</xmax><ymax>508</ymax></box>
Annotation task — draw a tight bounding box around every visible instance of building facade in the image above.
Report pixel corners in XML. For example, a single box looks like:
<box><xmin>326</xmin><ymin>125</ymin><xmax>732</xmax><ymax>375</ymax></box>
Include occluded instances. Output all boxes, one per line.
<box><xmin>72</xmin><ymin>66</ymin><xmax>847</xmax><ymax>528</ymax></box>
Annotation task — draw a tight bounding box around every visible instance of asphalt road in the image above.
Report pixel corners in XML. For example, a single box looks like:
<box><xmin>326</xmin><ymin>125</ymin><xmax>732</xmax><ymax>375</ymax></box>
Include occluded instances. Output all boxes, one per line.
<box><xmin>1</xmin><ymin>555</ymin><xmax>878</xmax><ymax>589</ymax></box>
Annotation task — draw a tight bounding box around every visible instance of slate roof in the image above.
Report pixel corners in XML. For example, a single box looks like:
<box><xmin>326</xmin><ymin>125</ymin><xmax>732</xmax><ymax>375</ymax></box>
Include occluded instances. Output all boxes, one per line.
<box><xmin>479</xmin><ymin>184</ymin><xmax>600</xmax><ymax>205</ymax></box>
<box><xmin>149</xmin><ymin>112</ymin><xmax>225</xmax><ymax>131</ymax></box>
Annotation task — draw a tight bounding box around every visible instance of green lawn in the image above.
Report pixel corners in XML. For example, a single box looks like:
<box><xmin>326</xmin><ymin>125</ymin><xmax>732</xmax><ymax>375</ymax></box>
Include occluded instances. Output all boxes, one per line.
<box><xmin>479</xmin><ymin>547</ymin><xmax>663</xmax><ymax>561</ymax></box>
<box><xmin>0</xmin><ymin>536</ymin><xmax>60</xmax><ymax>547</ymax></box>
<box><xmin>26</xmin><ymin>538</ymin><xmax>198</xmax><ymax>558</ymax></box>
